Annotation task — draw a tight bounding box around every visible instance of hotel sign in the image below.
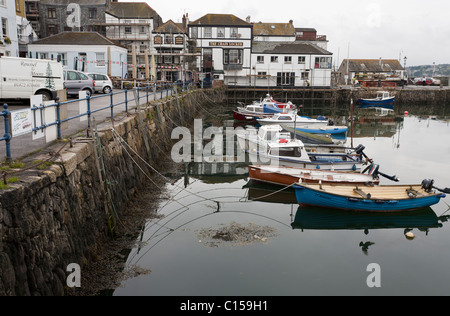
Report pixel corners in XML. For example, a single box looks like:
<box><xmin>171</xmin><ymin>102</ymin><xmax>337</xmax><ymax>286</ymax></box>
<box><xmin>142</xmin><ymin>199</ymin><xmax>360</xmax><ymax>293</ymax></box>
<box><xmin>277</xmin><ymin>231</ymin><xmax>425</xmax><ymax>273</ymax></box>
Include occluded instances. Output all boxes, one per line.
<box><xmin>209</xmin><ymin>42</ymin><xmax>243</xmax><ymax>47</ymax></box>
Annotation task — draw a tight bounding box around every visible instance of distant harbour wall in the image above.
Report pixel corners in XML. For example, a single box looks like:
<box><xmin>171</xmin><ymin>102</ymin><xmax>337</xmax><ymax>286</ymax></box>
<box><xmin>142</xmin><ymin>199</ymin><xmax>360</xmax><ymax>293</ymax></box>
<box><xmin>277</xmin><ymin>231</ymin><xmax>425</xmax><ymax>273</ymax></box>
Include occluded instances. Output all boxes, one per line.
<box><xmin>225</xmin><ymin>87</ymin><xmax>450</xmax><ymax>116</ymax></box>
<box><xmin>0</xmin><ymin>88</ymin><xmax>224</xmax><ymax>296</ymax></box>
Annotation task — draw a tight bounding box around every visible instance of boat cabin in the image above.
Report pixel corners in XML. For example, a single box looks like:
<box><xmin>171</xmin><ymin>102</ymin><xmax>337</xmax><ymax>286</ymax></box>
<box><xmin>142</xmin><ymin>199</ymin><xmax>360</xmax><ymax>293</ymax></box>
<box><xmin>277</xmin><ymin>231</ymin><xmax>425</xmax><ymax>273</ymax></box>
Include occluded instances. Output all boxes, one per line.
<box><xmin>376</xmin><ymin>91</ymin><xmax>390</xmax><ymax>100</ymax></box>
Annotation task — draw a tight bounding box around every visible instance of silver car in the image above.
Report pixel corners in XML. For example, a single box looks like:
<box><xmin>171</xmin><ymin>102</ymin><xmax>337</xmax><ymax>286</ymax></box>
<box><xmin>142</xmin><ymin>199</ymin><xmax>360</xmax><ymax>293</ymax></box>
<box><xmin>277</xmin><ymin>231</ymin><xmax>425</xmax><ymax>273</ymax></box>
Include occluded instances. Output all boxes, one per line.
<box><xmin>63</xmin><ymin>70</ymin><xmax>95</xmax><ymax>97</ymax></box>
<box><xmin>87</xmin><ymin>73</ymin><xmax>113</xmax><ymax>94</ymax></box>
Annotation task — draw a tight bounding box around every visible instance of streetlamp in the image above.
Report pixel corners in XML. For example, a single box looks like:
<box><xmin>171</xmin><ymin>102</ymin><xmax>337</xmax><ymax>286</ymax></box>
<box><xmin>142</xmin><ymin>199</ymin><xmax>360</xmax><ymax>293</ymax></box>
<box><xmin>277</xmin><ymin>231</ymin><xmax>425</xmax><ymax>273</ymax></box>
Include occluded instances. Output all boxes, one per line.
<box><xmin>403</xmin><ymin>56</ymin><xmax>407</xmax><ymax>85</ymax></box>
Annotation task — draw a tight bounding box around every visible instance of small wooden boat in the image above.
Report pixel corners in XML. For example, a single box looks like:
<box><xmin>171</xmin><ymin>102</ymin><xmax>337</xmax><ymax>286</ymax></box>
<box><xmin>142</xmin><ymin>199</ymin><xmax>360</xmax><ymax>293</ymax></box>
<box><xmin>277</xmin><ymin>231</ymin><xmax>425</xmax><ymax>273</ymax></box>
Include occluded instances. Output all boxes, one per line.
<box><xmin>249</xmin><ymin>165</ymin><xmax>380</xmax><ymax>187</ymax></box>
<box><xmin>293</xmin><ymin>182</ymin><xmax>446</xmax><ymax>212</ymax></box>
<box><xmin>357</xmin><ymin>91</ymin><xmax>395</xmax><ymax>110</ymax></box>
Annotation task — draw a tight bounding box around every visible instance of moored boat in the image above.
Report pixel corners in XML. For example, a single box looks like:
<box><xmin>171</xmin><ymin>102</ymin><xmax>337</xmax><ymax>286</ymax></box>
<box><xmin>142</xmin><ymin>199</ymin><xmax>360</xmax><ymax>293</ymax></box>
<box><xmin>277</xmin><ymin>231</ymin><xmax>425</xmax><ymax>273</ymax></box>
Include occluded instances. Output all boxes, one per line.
<box><xmin>293</xmin><ymin>182</ymin><xmax>446</xmax><ymax>212</ymax></box>
<box><xmin>282</xmin><ymin>124</ymin><xmax>348</xmax><ymax>136</ymax></box>
<box><xmin>257</xmin><ymin>112</ymin><xmax>329</xmax><ymax>126</ymax></box>
<box><xmin>357</xmin><ymin>91</ymin><xmax>395</xmax><ymax>110</ymax></box>
<box><xmin>236</xmin><ymin>125</ymin><xmax>367</xmax><ymax>170</ymax></box>
<box><xmin>249</xmin><ymin>165</ymin><xmax>380</xmax><ymax>187</ymax></box>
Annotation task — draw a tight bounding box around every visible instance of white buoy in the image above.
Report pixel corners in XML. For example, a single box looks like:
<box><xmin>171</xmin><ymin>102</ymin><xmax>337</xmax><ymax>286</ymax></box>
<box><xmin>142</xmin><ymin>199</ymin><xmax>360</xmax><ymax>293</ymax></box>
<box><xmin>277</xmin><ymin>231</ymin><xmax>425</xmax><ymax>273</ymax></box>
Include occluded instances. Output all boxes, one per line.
<box><xmin>405</xmin><ymin>232</ymin><xmax>415</xmax><ymax>239</ymax></box>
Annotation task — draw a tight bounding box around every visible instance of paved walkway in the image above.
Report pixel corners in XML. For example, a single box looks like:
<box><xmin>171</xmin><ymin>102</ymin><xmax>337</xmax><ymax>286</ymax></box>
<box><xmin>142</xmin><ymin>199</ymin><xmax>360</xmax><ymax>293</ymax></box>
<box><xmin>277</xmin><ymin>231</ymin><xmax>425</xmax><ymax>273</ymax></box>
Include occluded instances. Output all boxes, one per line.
<box><xmin>0</xmin><ymin>87</ymin><xmax>173</xmax><ymax>161</ymax></box>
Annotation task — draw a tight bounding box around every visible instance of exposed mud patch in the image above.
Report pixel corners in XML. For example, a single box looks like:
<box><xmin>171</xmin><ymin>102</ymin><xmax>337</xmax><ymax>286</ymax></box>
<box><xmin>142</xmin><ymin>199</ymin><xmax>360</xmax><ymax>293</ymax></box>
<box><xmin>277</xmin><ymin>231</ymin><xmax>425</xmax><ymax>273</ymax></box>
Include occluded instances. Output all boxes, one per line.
<box><xmin>196</xmin><ymin>222</ymin><xmax>278</xmax><ymax>247</ymax></box>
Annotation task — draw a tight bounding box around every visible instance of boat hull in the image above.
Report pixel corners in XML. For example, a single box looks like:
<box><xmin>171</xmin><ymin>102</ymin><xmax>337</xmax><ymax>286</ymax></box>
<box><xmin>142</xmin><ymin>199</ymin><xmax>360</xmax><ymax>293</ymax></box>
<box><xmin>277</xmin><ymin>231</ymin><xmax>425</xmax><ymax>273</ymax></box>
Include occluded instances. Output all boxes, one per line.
<box><xmin>293</xmin><ymin>183</ymin><xmax>445</xmax><ymax>212</ymax></box>
<box><xmin>358</xmin><ymin>97</ymin><xmax>395</xmax><ymax>110</ymax></box>
<box><xmin>249</xmin><ymin>165</ymin><xmax>379</xmax><ymax>187</ymax></box>
<box><xmin>233</xmin><ymin>110</ymin><xmax>271</xmax><ymax>121</ymax></box>
<box><xmin>285</xmin><ymin>125</ymin><xmax>348</xmax><ymax>135</ymax></box>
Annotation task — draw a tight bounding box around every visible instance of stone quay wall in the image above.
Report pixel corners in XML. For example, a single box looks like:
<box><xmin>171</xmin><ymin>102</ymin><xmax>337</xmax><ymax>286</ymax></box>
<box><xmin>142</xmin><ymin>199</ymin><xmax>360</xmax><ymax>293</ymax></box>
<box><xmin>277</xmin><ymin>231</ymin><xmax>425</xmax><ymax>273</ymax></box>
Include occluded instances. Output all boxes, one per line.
<box><xmin>0</xmin><ymin>89</ymin><xmax>223</xmax><ymax>296</ymax></box>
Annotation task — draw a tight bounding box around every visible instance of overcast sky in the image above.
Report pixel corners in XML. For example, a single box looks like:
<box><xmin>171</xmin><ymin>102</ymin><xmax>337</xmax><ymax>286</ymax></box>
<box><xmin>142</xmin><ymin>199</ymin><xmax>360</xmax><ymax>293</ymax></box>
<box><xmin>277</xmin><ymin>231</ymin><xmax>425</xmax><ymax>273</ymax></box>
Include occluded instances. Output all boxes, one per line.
<box><xmin>137</xmin><ymin>0</ymin><xmax>449</xmax><ymax>68</ymax></box>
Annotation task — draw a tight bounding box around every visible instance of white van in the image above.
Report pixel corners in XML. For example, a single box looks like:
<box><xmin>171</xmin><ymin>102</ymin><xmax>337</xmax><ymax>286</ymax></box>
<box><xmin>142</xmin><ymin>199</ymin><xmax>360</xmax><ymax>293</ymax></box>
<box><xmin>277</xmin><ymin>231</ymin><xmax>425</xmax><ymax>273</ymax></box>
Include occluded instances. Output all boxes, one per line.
<box><xmin>0</xmin><ymin>57</ymin><xmax>64</xmax><ymax>101</ymax></box>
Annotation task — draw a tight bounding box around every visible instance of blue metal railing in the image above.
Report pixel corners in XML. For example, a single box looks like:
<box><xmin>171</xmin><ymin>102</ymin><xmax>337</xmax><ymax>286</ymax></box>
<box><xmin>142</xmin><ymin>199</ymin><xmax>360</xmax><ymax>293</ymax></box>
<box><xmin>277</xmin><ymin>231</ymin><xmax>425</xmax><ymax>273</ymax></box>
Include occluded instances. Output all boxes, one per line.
<box><xmin>1</xmin><ymin>81</ymin><xmax>198</xmax><ymax>161</ymax></box>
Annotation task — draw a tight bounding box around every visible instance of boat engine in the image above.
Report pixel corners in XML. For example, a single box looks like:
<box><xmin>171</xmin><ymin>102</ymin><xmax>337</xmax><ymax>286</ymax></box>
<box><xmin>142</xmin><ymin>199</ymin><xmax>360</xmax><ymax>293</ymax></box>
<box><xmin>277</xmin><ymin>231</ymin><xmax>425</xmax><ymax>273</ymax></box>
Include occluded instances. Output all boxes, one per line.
<box><xmin>363</xmin><ymin>163</ymin><xmax>399</xmax><ymax>182</ymax></box>
<box><xmin>422</xmin><ymin>179</ymin><xmax>450</xmax><ymax>193</ymax></box>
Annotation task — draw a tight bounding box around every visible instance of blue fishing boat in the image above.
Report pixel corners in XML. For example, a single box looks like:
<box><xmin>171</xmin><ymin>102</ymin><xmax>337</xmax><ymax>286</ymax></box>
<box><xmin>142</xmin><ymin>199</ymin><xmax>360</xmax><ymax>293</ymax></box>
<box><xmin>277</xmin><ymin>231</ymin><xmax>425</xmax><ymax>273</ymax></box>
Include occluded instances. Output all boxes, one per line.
<box><xmin>282</xmin><ymin>124</ymin><xmax>348</xmax><ymax>135</ymax></box>
<box><xmin>293</xmin><ymin>181</ymin><xmax>447</xmax><ymax>212</ymax></box>
<box><xmin>358</xmin><ymin>91</ymin><xmax>395</xmax><ymax>110</ymax></box>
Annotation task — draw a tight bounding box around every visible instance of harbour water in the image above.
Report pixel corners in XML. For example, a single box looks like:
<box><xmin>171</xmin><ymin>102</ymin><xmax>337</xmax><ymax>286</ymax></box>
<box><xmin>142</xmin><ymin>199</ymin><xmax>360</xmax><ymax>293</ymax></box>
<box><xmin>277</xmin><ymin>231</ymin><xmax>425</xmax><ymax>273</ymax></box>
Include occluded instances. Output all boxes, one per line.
<box><xmin>113</xmin><ymin>105</ymin><xmax>450</xmax><ymax>296</ymax></box>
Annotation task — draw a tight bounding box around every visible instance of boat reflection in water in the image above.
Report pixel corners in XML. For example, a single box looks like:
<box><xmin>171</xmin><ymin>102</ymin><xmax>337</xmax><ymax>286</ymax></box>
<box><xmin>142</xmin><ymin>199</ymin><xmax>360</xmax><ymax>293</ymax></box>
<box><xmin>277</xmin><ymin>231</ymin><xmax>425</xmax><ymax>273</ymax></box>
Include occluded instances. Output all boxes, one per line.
<box><xmin>291</xmin><ymin>206</ymin><xmax>446</xmax><ymax>254</ymax></box>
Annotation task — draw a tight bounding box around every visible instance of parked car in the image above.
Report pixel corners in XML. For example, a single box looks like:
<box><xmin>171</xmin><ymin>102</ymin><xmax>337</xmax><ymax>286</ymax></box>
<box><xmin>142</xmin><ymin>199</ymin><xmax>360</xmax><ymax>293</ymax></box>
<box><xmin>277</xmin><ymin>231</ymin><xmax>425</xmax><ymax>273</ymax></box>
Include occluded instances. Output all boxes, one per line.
<box><xmin>87</xmin><ymin>73</ymin><xmax>113</xmax><ymax>94</ymax></box>
<box><xmin>63</xmin><ymin>69</ymin><xmax>95</xmax><ymax>97</ymax></box>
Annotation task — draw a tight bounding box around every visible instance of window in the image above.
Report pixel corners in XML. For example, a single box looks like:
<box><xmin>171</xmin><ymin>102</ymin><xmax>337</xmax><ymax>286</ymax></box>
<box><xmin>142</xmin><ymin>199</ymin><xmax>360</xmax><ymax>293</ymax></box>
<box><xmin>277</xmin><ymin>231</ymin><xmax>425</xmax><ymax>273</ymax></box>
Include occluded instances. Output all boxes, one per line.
<box><xmin>257</xmin><ymin>56</ymin><xmax>264</xmax><ymax>64</ymax></box>
<box><xmin>154</xmin><ymin>35</ymin><xmax>162</xmax><ymax>45</ymax></box>
<box><xmin>301</xmin><ymin>72</ymin><xmax>309</xmax><ymax>80</ymax></box>
<box><xmin>223</xmin><ymin>49</ymin><xmax>242</xmax><ymax>65</ymax></box>
<box><xmin>0</xmin><ymin>0</ymin><xmax>5</xmax><ymax>6</ymax></box>
<box><xmin>315</xmin><ymin>57</ymin><xmax>332</xmax><ymax>69</ymax></box>
<box><xmin>271</xmin><ymin>56</ymin><xmax>278</xmax><ymax>63</ymax></box>
<box><xmin>204</xmin><ymin>27</ymin><xmax>212</xmax><ymax>38</ymax></box>
<box><xmin>57</xmin><ymin>53</ymin><xmax>67</xmax><ymax>66</ymax></box>
<box><xmin>164</xmin><ymin>55</ymin><xmax>172</xmax><ymax>64</ymax></box>
<box><xmin>48</xmin><ymin>8</ymin><xmax>56</xmax><ymax>19</ymax></box>
<box><xmin>298</xmin><ymin>56</ymin><xmax>305</xmax><ymax>64</ymax></box>
<box><xmin>217</xmin><ymin>27</ymin><xmax>225</xmax><ymax>38</ymax></box>
<box><xmin>191</xmin><ymin>27</ymin><xmax>198</xmax><ymax>39</ymax></box>
<box><xmin>230</xmin><ymin>27</ymin><xmax>238</xmax><ymax>38</ymax></box>
<box><xmin>1</xmin><ymin>18</ymin><xmax>7</xmax><ymax>36</ymax></box>
<box><xmin>89</xmin><ymin>8</ymin><xmax>97</xmax><ymax>19</ymax></box>
<box><xmin>165</xmin><ymin>35</ymin><xmax>173</xmax><ymax>44</ymax></box>
<box><xmin>125</xmin><ymin>26</ymin><xmax>132</xmax><ymax>34</ymax></box>
<box><xmin>284</xmin><ymin>56</ymin><xmax>292</xmax><ymax>64</ymax></box>
<box><xmin>67</xmin><ymin>71</ymin><xmax>81</xmax><ymax>80</ymax></box>
<box><xmin>96</xmin><ymin>53</ymin><xmax>105</xmax><ymax>66</ymax></box>
<box><xmin>277</xmin><ymin>72</ymin><xmax>295</xmax><ymax>86</ymax></box>
<box><xmin>140</xmin><ymin>45</ymin><xmax>147</xmax><ymax>54</ymax></box>
<box><xmin>140</xmin><ymin>26</ymin><xmax>146</xmax><ymax>34</ymax></box>
<box><xmin>257</xmin><ymin>72</ymin><xmax>267</xmax><ymax>78</ymax></box>
<box><xmin>47</xmin><ymin>24</ymin><xmax>57</xmax><ymax>36</ymax></box>
<box><xmin>175</xmin><ymin>36</ymin><xmax>184</xmax><ymax>45</ymax></box>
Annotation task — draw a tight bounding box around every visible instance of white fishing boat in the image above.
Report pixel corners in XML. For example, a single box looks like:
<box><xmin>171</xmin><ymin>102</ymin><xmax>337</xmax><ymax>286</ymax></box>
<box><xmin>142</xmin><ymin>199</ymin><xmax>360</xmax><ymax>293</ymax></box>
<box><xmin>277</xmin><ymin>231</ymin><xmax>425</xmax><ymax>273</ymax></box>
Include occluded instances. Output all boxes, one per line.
<box><xmin>257</xmin><ymin>112</ymin><xmax>329</xmax><ymax>127</ymax></box>
<box><xmin>236</xmin><ymin>125</ymin><xmax>366</xmax><ymax>170</ymax></box>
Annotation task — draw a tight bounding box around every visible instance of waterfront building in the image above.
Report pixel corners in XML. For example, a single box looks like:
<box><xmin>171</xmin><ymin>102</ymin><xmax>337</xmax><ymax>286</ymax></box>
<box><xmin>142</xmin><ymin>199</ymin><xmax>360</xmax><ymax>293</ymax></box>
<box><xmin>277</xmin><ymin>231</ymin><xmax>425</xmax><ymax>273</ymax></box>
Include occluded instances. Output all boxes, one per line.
<box><xmin>188</xmin><ymin>13</ymin><xmax>253</xmax><ymax>85</ymax></box>
<box><xmin>153</xmin><ymin>19</ymin><xmax>197</xmax><ymax>82</ymax></box>
<box><xmin>0</xmin><ymin>0</ymin><xmax>19</xmax><ymax>57</ymax></box>
<box><xmin>337</xmin><ymin>59</ymin><xmax>406</xmax><ymax>86</ymax></box>
<box><xmin>17</xmin><ymin>0</ymin><xmax>37</xmax><ymax>57</ymax></box>
<box><xmin>28</xmin><ymin>31</ymin><xmax>128</xmax><ymax>78</ymax></box>
<box><xmin>36</xmin><ymin>0</ymin><xmax>109</xmax><ymax>38</ymax></box>
<box><xmin>251</xmin><ymin>41</ymin><xmax>333</xmax><ymax>88</ymax></box>
<box><xmin>100</xmin><ymin>1</ymin><xmax>163</xmax><ymax>78</ymax></box>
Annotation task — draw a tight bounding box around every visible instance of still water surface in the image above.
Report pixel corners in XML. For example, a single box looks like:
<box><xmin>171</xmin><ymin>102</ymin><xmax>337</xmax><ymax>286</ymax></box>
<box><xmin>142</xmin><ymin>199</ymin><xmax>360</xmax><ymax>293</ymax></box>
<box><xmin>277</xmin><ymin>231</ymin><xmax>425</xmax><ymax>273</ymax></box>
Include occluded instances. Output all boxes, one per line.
<box><xmin>114</xmin><ymin>109</ymin><xmax>450</xmax><ymax>296</ymax></box>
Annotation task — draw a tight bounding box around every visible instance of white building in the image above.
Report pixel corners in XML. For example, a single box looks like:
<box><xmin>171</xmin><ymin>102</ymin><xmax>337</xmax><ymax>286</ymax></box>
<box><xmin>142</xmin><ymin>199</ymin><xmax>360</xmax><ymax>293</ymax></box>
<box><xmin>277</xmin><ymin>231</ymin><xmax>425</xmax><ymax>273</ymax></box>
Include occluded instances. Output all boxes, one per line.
<box><xmin>103</xmin><ymin>1</ymin><xmax>163</xmax><ymax>78</ymax></box>
<box><xmin>0</xmin><ymin>0</ymin><xmax>19</xmax><ymax>57</ymax></box>
<box><xmin>188</xmin><ymin>14</ymin><xmax>253</xmax><ymax>86</ymax></box>
<box><xmin>28</xmin><ymin>32</ymin><xmax>128</xmax><ymax>78</ymax></box>
<box><xmin>251</xmin><ymin>42</ymin><xmax>332</xmax><ymax>88</ymax></box>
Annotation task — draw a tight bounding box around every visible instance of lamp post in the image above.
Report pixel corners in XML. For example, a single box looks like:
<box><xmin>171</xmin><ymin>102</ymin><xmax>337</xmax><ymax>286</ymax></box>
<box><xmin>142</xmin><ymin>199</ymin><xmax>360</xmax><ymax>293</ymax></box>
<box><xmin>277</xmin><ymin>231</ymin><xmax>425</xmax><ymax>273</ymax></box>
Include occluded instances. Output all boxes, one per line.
<box><xmin>403</xmin><ymin>56</ymin><xmax>407</xmax><ymax>85</ymax></box>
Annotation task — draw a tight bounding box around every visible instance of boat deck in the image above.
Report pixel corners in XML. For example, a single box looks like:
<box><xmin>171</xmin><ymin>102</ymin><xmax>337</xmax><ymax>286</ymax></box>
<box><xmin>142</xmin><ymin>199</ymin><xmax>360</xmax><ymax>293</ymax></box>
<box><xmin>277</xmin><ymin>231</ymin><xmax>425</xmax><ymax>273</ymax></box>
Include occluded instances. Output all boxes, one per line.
<box><xmin>305</xmin><ymin>184</ymin><xmax>433</xmax><ymax>200</ymax></box>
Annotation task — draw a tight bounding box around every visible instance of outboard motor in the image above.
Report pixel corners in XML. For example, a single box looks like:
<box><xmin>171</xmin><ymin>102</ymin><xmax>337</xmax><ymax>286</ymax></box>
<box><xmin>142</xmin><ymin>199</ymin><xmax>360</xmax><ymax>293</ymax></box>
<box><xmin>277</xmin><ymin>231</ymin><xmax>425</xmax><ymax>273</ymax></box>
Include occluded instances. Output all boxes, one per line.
<box><xmin>422</xmin><ymin>179</ymin><xmax>450</xmax><ymax>193</ymax></box>
<box><xmin>363</xmin><ymin>163</ymin><xmax>399</xmax><ymax>182</ymax></box>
